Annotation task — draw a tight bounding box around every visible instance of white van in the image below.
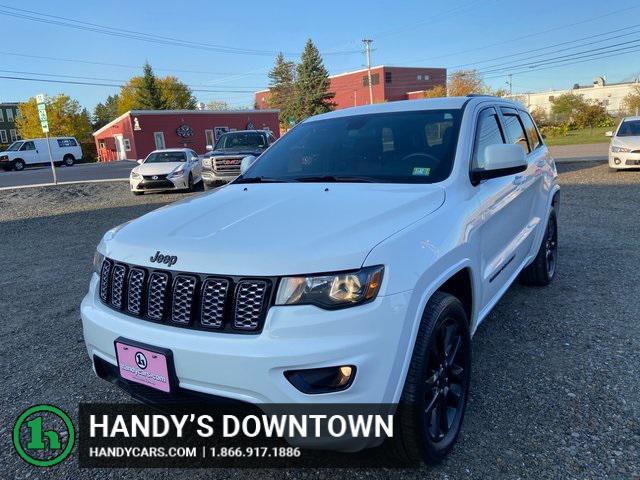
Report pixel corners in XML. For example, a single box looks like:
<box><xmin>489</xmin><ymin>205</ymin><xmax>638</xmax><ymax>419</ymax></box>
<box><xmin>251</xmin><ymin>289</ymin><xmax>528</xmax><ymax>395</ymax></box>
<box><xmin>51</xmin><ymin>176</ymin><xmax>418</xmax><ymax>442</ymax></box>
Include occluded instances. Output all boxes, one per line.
<box><xmin>0</xmin><ymin>137</ymin><xmax>83</xmax><ymax>171</ymax></box>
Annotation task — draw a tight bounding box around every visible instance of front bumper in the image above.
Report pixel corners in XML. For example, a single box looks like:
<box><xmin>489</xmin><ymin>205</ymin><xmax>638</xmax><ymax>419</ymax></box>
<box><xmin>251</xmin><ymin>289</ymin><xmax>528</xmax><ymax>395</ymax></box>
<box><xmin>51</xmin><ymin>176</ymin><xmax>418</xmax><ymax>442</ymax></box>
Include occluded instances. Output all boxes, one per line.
<box><xmin>201</xmin><ymin>168</ymin><xmax>238</xmax><ymax>183</ymax></box>
<box><xmin>609</xmin><ymin>151</ymin><xmax>640</xmax><ymax>169</ymax></box>
<box><xmin>130</xmin><ymin>175</ymin><xmax>189</xmax><ymax>192</ymax></box>
<box><xmin>81</xmin><ymin>275</ymin><xmax>411</xmax><ymax>404</ymax></box>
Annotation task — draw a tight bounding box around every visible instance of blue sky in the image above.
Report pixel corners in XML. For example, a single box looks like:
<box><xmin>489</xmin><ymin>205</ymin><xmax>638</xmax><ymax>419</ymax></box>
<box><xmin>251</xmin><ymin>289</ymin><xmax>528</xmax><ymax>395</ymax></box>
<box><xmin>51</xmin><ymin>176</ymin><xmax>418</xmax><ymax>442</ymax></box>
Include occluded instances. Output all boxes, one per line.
<box><xmin>1</xmin><ymin>0</ymin><xmax>639</xmax><ymax>111</ymax></box>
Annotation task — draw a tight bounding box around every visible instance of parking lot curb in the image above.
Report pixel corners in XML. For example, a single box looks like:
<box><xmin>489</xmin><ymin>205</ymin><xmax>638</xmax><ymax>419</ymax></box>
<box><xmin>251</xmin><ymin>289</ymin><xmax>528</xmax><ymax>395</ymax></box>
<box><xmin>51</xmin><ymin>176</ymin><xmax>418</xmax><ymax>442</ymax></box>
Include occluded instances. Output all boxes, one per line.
<box><xmin>0</xmin><ymin>178</ymin><xmax>130</xmax><ymax>191</ymax></box>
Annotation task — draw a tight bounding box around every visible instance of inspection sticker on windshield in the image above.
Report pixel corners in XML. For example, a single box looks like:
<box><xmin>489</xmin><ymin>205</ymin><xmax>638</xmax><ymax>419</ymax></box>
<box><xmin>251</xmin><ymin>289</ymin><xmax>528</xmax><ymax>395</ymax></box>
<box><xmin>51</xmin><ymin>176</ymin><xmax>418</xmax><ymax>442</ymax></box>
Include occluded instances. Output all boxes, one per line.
<box><xmin>412</xmin><ymin>167</ymin><xmax>431</xmax><ymax>176</ymax></box>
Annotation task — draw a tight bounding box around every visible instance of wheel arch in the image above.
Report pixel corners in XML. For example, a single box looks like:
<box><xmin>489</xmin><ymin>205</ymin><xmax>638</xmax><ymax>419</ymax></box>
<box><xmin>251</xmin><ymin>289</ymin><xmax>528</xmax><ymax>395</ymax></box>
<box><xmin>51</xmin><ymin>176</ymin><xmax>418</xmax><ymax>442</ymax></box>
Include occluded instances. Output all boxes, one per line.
<box><xmin>390</xmin><ymin>261</ymin><xmax>478</xmax><ymax>403</ymax></box>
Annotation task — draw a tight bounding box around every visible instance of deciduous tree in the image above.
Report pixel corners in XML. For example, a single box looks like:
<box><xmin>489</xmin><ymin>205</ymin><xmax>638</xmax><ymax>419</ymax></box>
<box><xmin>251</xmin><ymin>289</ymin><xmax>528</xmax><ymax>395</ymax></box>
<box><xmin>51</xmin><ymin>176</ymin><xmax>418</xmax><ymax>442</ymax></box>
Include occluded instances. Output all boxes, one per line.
<box><xmin>621</xmin><ymin>84</ymin><xmax>640</xmax><ymax>116</ymax></box>
<box><xmin>16</xmin><ymin>94</ymin><xmax>93</xmax><ymax>142</ymax></box>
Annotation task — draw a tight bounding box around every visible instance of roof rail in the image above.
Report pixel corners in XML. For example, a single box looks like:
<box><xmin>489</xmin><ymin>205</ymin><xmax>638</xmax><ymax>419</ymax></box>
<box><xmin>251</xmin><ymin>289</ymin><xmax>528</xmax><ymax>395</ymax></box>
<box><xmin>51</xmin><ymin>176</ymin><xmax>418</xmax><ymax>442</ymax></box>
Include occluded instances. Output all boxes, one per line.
<box><xmin>466</xmin><ymin>94</ymin><xmax>496</xmax><ymax>98</ymax></box>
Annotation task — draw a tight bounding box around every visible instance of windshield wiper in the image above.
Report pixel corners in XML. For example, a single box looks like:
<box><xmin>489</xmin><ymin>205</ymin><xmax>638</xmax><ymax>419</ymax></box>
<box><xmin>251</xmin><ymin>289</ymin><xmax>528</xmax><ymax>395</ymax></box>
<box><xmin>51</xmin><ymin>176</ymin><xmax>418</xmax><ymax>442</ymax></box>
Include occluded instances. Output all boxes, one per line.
<box><xmin>234</xmin><ymin>176</ymin><xmax>289</xmax><ymax>184</ymax></box>
<box><xmin>294</xmin><ymin>175</ymin><xmax>379</xmax><ymax>183</ymax></box>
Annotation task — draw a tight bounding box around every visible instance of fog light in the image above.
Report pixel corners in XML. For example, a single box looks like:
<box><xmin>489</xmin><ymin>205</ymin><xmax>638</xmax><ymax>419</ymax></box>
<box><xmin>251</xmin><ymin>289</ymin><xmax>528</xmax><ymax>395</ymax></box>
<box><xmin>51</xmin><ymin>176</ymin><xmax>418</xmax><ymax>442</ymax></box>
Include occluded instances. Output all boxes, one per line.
<box><xmin>614</xmin><ymin>158</ymin><xmax>621</xmax><ymax>165</ymax></box>
<box><xmin>285</xmin><ymin>365</ymin><xmax>356</xmax><ymax>394</ymax></box>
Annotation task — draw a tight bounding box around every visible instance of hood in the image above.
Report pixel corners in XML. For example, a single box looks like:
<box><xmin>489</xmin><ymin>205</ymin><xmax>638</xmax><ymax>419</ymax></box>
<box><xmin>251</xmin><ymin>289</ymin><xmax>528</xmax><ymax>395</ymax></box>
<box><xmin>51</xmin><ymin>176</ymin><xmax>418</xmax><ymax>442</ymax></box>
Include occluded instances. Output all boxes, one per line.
<box><xmin>103</xmin><ymin>183</ymin><xmax>445</xmax><ymax>276</ymax></box>
<box><xmin>613</xmin><ymin>135</ymin><xmax>640</xmax><ymax>150</ymax></box>
<box><xmin>135</xmin><ymin>162</ymin><xmax>185</xmax><ymax>176</ymax></box>
<box><xmin>209</xmin><ymin>147</ymin><xmax>264</xmax><ymax>157</ymax></box>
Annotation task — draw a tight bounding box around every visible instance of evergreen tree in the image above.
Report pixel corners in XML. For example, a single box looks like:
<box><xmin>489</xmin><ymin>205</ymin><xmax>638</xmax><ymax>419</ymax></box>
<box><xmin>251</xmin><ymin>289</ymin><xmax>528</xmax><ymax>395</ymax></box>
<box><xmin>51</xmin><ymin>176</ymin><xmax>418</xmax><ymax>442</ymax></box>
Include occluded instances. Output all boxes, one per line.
<box><xmin>137</xmin><ymin>61</ymin><xmax>166</xmax><ymax>110</ymax></box>
<box><xmin>294</xmin><ymin>40</ymin><xmax>335</xmax><ymax>121</ymax></box>
<box><xmin>93</xmin><ymin>94</ymin><xmax>120</xmax><ymax>129</ymax></box>
<box><xmin>267</xmin><ymin>53</ymin><xmax>296</xmax><ymax>125</ymax></box>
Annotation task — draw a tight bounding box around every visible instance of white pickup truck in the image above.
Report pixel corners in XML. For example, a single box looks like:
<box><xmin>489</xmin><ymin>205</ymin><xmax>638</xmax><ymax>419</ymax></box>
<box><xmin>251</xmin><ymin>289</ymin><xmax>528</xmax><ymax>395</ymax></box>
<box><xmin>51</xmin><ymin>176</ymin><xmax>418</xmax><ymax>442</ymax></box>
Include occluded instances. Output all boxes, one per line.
<box><xmin>82</xmin><ymin>96</ymin><xmax>559</xmax><ymax>464</ymax></box>
<box><xmin>0</xmin><ymin>137</ymin><xmax>82</xmax><ymax>171</ymax></box>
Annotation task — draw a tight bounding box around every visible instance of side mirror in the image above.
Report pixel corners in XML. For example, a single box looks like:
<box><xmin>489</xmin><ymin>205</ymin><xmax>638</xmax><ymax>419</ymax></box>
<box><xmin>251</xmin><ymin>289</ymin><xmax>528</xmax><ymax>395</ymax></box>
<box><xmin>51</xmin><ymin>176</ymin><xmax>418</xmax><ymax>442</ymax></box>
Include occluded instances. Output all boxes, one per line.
<box><xmin>206</xmin><ymin>144</ymin><xmax>213</xmax><ymax>151</ymax></box>
<box><xmin>137</xmin><ymin>159</ymin><xmax>144</xmax><ymax>164</ymax></box>
<box><xmin>605</xmin><ymin>131</ymin><xmax>613</xmax><ymax>137</ymax></box>
<box><xmin>240</xmin><ymin>155</ymin><xmax>256</xmax><ymax>175</ymax></box>
<box><xmin>471</xmin><ymin>144</ymin><xmax>527</xmax><ymax>184</ymax></box>
<box><xmin>191</xmin><ymin>156</ymin><xmax>199</xmax><ymax>162</ymax></box>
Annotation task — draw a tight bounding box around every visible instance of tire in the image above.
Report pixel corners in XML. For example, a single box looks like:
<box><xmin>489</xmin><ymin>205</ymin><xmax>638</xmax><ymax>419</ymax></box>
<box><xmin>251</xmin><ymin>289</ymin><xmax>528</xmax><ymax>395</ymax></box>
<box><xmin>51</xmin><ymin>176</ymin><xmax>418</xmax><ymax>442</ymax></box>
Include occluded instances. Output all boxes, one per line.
<box><xmin>195</xmin><ymin>178</ymin><xmax>205</xmax><ymax>191</ymax></box>
<box><xmin>13</xmin><ymin>159</ymin><xmax>25</xmax><ymax>171</ymax></box>
<box><xmin>390</xmin><ymin>292</ymin><xmax>471</xmax><ymax>465</ymax></box>
<box><xmin>186</xmin><ymin>173</ymin><xmax>194</xmax><ymax>192</ymax></box>
<box><xmin>54</xmin><ymin>161</ymin><xmax>63</xmax><ymax>167</ymax></box>
<box><xmin>132</xmin><ymin>191</ymin><xmax>143</xmax><ymax>196</ymax></box>
<box><xmin>63</xmin><ymin>154</ymin><xmax>75</xmax><ymax>167</ymax></box>
<box><xmin>519</xmin><ymin>208</ymin><xmax>558</xmax><ymax>286</ymax></box>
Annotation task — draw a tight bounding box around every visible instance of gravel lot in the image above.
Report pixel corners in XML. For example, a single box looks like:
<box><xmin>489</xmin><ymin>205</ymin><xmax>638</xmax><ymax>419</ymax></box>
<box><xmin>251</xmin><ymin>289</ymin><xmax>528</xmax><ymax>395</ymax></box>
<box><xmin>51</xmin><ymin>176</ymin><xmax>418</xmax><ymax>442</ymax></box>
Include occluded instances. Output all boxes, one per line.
<box><xmin>1</xmin><ymin>162</ymin><xmax>639</xmax><ymax>479</ymax></box>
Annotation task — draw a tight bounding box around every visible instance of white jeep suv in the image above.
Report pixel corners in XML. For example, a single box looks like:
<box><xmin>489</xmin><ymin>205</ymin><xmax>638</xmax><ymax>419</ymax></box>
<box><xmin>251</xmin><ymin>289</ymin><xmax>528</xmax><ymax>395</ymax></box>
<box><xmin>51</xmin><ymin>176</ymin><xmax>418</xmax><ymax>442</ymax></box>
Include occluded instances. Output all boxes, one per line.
<box><xmin>82</xmin><ymin>96</ymin><xmax>559</xmax><ymax>463</ymax></box>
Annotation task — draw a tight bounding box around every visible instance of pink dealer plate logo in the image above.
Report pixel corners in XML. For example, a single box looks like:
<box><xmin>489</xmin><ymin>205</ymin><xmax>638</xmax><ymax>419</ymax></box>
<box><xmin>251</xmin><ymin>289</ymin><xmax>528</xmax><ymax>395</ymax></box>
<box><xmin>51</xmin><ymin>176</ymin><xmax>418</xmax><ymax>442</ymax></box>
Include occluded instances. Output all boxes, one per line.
<box><xmin>115</xmin><ymin>342</ymin><xmax>171</xmax><ymax>392</ymax></box>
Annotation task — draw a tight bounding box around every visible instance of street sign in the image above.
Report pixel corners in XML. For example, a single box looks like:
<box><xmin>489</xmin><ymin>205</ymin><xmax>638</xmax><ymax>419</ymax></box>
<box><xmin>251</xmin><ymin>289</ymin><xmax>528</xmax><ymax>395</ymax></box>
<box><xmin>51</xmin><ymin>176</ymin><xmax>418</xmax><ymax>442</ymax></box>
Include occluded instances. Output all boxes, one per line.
<box><xmin>37</xmin><ymin>99</ymin><xmax>49</xmax><ymax>133</ymax></box>
<box><xmin>36</xmin><ymin>93</ymin><xmax>56</xmax><ymax>184</ymax></box>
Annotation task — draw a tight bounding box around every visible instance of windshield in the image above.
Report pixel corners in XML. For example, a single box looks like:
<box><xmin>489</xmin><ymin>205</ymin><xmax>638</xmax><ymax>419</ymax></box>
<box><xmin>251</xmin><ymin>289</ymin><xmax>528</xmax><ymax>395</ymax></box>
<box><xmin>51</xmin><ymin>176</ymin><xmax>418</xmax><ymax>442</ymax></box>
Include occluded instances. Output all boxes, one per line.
<box><xmin>216</xmin><ymin>132</ymin><xmax>267</xmax><ymax>150</ymax></box>
<box><xmin>239</xmin><ymin>109</ymin><xmax>461</xmax><ymax>184</ymax></box>
<box><xmin>617</xmin><ymin>120</ymin><xmax>640</xmax><ymax>137</ymax></box>
<box><xmin>6</xmin><ymin>141</ymin><xmax>23</xmax><ymax>151</ymax></box>
<box><xmin>144</xmin><ymin>151</ymin><xmax>186</xmax><ymax>163</ymax></box>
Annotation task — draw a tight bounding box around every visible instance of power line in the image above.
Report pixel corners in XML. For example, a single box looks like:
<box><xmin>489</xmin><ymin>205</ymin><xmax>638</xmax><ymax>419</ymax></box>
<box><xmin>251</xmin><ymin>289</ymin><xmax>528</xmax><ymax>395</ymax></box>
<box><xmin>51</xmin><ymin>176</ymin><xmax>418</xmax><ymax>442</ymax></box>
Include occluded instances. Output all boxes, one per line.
<box><xmin>0</xmin><ymin>50</ymin><xmax>252</xmax><ymax>76</ymax></box>
<box><xmin>0</xmin><ymin>5</ymin><xmax>361</xmax><ymax>58</ymax></box>
<box><xmin>448</xmin><ymin>24</ymin><xmax>640</xmax><ymax>70</ymax></box>
<box><xmin>394</xmin><ymin>5</ymin><xmax>640</xmax><ymax>65</ymax></box>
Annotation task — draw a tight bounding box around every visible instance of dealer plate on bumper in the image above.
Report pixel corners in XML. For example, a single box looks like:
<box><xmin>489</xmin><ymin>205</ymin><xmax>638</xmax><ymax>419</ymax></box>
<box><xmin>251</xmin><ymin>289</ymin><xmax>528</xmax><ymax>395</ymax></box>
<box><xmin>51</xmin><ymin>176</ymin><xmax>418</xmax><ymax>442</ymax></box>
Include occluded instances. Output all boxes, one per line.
<box><xmin>115</xmin><ymin>340</ymin><xmax>172</xmax><ymax>393</ymax></box>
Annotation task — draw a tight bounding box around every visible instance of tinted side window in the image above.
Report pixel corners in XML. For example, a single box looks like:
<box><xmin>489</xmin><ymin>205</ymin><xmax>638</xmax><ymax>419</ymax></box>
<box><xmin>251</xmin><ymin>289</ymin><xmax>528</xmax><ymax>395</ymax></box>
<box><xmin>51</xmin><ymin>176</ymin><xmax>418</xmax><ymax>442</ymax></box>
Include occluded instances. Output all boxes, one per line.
<box><xmin>520</xmin><ymin>112</ymin><xmax>542</xmax><ymax>150</ymax></box>
<box><xmin>57</xmin><ymin>138</ymin><xmax>77</xmax><ymax>147</ymax></box>
<box><xmin>500</xmin><ymin>108</ymin><xmax>530</xmax><ymax>153</ymax></box>
<box><xmin>472</xmin><ymin>108</ymin><xmax>505</xmax><ymax>170</ymax></box>
<box><xmin>20</xmin><ymin>141</ymin><xmax>35</xmax><ymax>151</ymax></box>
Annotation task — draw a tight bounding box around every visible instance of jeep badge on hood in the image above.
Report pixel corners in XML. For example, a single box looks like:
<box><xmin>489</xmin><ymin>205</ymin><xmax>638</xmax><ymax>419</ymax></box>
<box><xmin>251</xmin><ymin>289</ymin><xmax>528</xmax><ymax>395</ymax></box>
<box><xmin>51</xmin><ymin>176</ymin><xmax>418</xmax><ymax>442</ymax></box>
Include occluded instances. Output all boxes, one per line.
<box><xmin>150</xmin><ymin>251</ymin><xmax>178</xmax><ymax>267</ymax></box>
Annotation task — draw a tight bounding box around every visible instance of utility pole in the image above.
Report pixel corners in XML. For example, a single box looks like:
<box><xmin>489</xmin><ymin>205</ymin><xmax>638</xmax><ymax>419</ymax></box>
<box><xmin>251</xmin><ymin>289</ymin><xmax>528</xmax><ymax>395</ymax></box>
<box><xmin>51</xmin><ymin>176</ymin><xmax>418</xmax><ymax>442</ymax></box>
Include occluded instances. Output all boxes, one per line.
<box><xmin>363</xmin><ymin>39</ymin><xmax>374</xmax><ymax>104</ymax></box>
<box><xmin>507</xmin><ymin>74</ymin><xmax>513</xmax><ymax>96</ymax></box>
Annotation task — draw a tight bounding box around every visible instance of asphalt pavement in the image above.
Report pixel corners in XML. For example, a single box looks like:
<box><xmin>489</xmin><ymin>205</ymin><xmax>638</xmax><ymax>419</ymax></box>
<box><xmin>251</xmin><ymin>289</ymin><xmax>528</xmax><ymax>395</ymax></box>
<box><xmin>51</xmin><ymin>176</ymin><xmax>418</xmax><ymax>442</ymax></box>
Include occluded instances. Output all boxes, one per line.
<box><xmin>0</xmin><ymin>160</ymin><xmax>638</xmax><ymax>479</ymax></box>
<box><xmin>0</xmin><ymin>161</ymin><xmax>135</xmax><ymax>189</ymax></box>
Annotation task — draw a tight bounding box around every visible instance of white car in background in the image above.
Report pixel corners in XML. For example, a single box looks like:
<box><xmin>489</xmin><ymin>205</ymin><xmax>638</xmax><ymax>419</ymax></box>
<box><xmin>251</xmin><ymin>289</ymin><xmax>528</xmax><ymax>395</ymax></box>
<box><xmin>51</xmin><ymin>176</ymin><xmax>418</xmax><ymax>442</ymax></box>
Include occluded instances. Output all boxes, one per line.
<box><xmin>0</xmin><ymin>137</ymin><xmax>82</xmax><ymax>171</ymax></box>
<box><xmin>129</xmin><ymin>148</ymin><xmax>203</xmax><ymax>195</ymax></box>
<box><xmin>607</xmin><ymin>116</ymin><xmax>640</xmax><ymax>170</ymax></box>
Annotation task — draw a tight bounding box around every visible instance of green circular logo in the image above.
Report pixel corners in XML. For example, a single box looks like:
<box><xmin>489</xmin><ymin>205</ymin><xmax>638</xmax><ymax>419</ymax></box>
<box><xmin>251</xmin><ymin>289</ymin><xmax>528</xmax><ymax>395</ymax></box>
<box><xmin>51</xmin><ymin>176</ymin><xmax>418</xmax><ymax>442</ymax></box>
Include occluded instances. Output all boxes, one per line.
<box><xmin>13</xmin><ymin>405</ymin><xmax>75</xmax><ymax>467</ymax></box>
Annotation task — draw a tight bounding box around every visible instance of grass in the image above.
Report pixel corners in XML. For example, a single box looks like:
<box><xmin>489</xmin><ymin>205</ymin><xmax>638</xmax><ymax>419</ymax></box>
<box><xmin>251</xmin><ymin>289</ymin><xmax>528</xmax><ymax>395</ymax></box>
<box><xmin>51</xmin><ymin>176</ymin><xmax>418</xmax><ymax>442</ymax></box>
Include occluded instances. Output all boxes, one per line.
<box><xmin>544</xmin><ymin>126</ymin><xmax>611</xmax><ymax>146</ymax></box>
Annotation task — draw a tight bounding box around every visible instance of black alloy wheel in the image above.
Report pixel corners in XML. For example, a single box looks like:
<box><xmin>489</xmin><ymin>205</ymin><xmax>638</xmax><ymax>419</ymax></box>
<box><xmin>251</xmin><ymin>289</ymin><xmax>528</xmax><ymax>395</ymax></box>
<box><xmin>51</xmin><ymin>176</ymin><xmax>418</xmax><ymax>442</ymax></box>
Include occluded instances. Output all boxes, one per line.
<box><xmin>422</xmin><ymin>314</ymin><xmax>470</xmax><ymax>444</ymax></box>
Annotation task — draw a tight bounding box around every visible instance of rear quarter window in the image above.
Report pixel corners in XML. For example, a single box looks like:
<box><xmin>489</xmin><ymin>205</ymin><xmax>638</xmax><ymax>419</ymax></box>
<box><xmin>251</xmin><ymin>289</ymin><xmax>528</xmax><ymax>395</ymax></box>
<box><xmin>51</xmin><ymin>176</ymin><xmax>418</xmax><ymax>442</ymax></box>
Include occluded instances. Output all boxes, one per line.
<box><xmin>57</xmin><ymin>138</ymin><xmax>78</xmax><ymax>147</ymax></box>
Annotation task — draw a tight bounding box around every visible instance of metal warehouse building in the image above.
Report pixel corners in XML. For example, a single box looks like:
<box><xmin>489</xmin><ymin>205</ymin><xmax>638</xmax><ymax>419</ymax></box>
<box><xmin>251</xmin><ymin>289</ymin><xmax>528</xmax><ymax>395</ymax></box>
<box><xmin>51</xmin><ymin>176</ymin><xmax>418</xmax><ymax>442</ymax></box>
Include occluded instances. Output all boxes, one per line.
<box><xmin>255</xmin><ymin>65</ymin><xmax>447</xmax><ymax>111</ymax></box>
<box><xmin>93</xmin><ymin>109</ymin><xmax>280</xmax><ymax>162</ymax></box>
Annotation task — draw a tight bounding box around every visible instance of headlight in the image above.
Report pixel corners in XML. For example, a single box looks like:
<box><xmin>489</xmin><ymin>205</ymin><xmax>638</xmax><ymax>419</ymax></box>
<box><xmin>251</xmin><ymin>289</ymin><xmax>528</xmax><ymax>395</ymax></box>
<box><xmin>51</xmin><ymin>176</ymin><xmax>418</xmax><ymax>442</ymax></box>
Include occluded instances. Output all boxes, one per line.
<box><xmin>168</xmin><ymin>168</ymin><xmax>185</xmax><ymax>178</ymax></box>
<box><xmin>93</xmin><ymin>250</ymin><xmax>105</xmax><ymax>275</ymax></box>
<box><xmin>130</xmin><ymin>170</ymin><xmax>142</xmax><ymax>179</ymax></box>
<box><xmin>611</xmin><ymin>146</ymin><xmax>631</xmax><ymax>153</ymax></box>
<box><xmin>275</xmin><ymin>266</ymin><xmax>384</xmax><ymax>309</ymax></box>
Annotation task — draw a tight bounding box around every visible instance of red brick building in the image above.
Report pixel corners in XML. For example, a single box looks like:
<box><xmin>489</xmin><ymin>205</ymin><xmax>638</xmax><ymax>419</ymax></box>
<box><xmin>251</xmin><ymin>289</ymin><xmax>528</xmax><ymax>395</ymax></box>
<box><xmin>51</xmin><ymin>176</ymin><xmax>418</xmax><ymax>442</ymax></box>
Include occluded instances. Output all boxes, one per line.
<box><xmin>255</xmin><ymin>65</ymin><xmax>446</xmax><ymax>112</ymax></box>
<box><xmin>93</xmin><ymin>109</ymin><xmax>279</xmax><ymax>162</ymax></box>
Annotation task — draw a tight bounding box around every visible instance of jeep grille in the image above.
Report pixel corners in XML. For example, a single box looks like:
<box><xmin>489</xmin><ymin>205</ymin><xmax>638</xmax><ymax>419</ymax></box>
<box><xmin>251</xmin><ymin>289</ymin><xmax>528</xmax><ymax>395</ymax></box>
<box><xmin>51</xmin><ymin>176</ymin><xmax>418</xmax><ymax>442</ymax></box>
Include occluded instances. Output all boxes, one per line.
<box><xmin>97</xmin><ymin>258</ymin><xmax>272</xmax><ymax>334</ymax></box>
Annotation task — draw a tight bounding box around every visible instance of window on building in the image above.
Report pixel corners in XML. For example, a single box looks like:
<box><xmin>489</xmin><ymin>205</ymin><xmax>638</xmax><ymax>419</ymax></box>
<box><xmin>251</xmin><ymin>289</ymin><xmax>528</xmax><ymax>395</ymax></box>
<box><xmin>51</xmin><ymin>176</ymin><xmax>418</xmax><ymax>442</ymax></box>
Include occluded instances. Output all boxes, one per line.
<box><xmin>154</xmin><ymin>131</ymin><xmax>166</xmax><ymax>150</ymax></box>
<box><xmin>381</xmin><ymin>127</ymin><xmax>394</xmax><ymax>152</ymax></box>
<box><xmin>9</xmin><ymin>129</ymin><xmax>17</xmax><ymax>142</ymax></box>
<box><xmin>548</xmin><ymin>95</ymin><xmax>555</xmax><ymax>102</ymax></box>
<box><xmin>99</xmin><ymin>141</ymin><xmax>106</xmax><ymax>149</ymax></box>
<box><xmin>385</xmin><ymin>71</ymin><xmax>392</xmax><ymax>84</ymax></box>
<box><xmin>123</xmin><ymin>138</ymin><xmax>131</xmax><ymax>151</ymax></box>
<box><xmin>417</xmin><ymin>75</ymin><xmax>422</xmax><ymax>80</ymax></box>
<box><xmin>205</xmin><ymin>129</ymin><xmax>215</xmax><ymax>148</ymax></box>
<box><xmin>6</xmin><ymin>109</ymin><xmax>14</xmax><ymax>121</ymax></box>
<box><xmin>472</xmin><ymin>108</ymin><xmax>505</xmax><ymax>170</ymax></box>
<box><xmin>500</xmin><ymin>108</ymin><xmax>531</xmax><ymax>154</ymax></box>
<box><xmin>520</xmin><ymin>112</ymin><xmax>542</xmax><ymax>151</ymax></box>
<box><xmin>362</xmin><ymin>73</ymin><xmax>380</xmax><ymax>86</ymax></box>
<box><xmin>0</xmin><ymin>130</ymin><xmax>7</xmax><ymax>143</ymax></box>
<box><xmin>0</xmin><ymin>110</ymin><xmax>4</xmax><ymax>122</ymax></box>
